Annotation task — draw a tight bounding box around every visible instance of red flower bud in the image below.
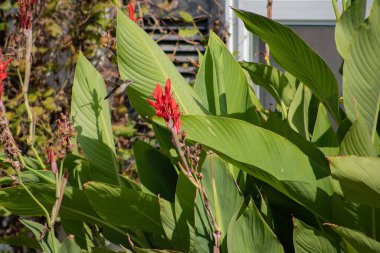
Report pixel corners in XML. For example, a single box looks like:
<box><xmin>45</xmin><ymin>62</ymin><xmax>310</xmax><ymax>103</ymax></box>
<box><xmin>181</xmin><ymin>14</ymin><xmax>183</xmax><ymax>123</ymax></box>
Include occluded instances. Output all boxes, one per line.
<box><xmin>18</xmin><ymin>0</ymin><xmax>37</xmax><ymax>29</ymax></box>
<box><xmin>47</xmin><ymin>148</ymin><xmax>58</xmax><ymax>175</ymax></box>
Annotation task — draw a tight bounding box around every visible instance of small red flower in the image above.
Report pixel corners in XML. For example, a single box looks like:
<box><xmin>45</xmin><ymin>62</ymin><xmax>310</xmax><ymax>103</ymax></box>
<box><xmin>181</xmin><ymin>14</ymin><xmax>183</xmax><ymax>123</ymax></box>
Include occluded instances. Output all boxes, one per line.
<box><xmin>128</xmin><ymin>3</ymin><xmax>141</xmax><ymax>23</ymax></box>
<box><xmin>0</xmin><ymin>58</ymin><xmax>12</xmax><ymax>101</ymax></box>
<box><xmin>147</xmin><ymin>79</ymin><xmax>182</xmax><ymax>133</ymax></box>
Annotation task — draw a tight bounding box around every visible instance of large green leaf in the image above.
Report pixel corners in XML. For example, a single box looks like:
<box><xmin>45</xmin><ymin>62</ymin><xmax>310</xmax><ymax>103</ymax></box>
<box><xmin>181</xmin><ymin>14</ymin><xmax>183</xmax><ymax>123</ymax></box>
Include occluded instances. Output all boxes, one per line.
<box><xmin>133</xmin><ymin>140</ymin><xmax>177</xmax><ymax>201</ymax></box>
<box><xmin>327</xmin><ymin>224</ymin><xmax>380</xmax><ymax>253</ymax></box>
<box><xmin>343</xmin><ymin>0</ymin><xmax>380</xmax><ymax>140</ymax></box>
<box><xmin>0</xmin><ymin>184</ymin><xmax>131</xmax><ymax>241</ymax></box>
<box><xmin>84</xmin><ymin>181</ymin><xmax>164</xmax><ymax>235</ymax></box>
<box><xmin>339</xmin><ymin>117</ymin><xmax>377</xmax><ymax>157</ymax></box>
<box><xmin>288</xmin><ymin>84</ymin><xmax>313</xmax><ymax>140</ymax></box>
<box><xmin>173</xmin><ymin>115</ymin><xmax>333</xmax><ymax>220</ymax></box>
<box><xmin>0</xmin><ymin>233</ymin><xmax>40</xmax><ymax>250</ymax></box>
<box><xmin>312</xmin><ymin>104</ymin><xmax>339</xmax><ymax>156</ymax></box>
<box><xmin>71</xmin><ymin>53</ymin><xmax>120</xmax><ymax>186</ymax></box>
<box><xmin>21</xmin><ymin>219</ymin><xmax>61</xmax><ymax>253</ymax></box>
<box><xmin>160</xmin><ymin>173</ymin><xmax>196</xmax><ymax>252</ymax></box>
<box><xmin>241</xmin><ymin>62</ymin><xmax>296</xmax><ymax>107</ymax></box>
<box><xmin>133</xmin><ymin>247</ymin><xmax>182</xmax><ymax>253</ymax></box>
<box><xmin>199</xmin><ymin>155</ymin><xmax>244</xmax><ymax>244</ymax></box>
<box><xmin>59</xmin><ymin>236</ymin><xmax>81</xmax><ymax>253</ymax></box>
<box><xmin>116</xmin><ymin>8</ymin><xmax>206</xmax><ymax>117</ymax></box>
<box><xmin>227</xmin><ymin>200</ymin><xmax>284</xmax><ymax>252</ymax></box>
<box><xmin>193</xmin><ymin>32</ymin><xmax>260</xmax><ymax>124</ymax></box>
<box><xmin>234</xmin><ymin>8</ymin><xmax>340</xmax><ymax>123</ymax></box>
<box><xmin>335</xmin><ymin>0</ymin><xmax>367</xmax><ymax>58</ymax></box>
<box><xmin>192</xmin><ymin>155</ymin><xmax>244</xmax><ymax>253</ymax></box>
<box><xmin>263</xmin><ymin>113</ymin><xmax>328</xmax><ymax>168</ymax></box>
<box><xmin>330</xmin><ymin>156</ymin><xmax>380</xmax><ymax>208</ymax></box>
<box><xmin>331</xmin><ymin>180</ymin><xmax>380</xmax><ymax>242</ymax></box>
<box><xmin>293</xmin><ymin>218</ymin><xmax>340</xmax><ymax>253</ymax></box>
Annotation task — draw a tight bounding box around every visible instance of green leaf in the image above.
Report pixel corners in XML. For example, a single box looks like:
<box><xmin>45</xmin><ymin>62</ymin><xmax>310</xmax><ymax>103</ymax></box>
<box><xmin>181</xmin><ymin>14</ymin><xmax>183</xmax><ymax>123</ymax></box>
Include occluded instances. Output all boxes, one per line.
<box><xmin>335</xmin><ymin>0</ymin><xmax>367</xmax><ymax>58</ymax></box>
<box><xmin>330</xmin><ymin>156</ymin><xmax>380</xmax><ymax>208</ymax></box>
<box><xmin>71</xmin><ymin>52</ymin><xmax>120</xmax><ymax>186</ymax></box>
<box><xmin>61</xmin><ymin>220</ymin><xmax>94</xmax><ymax>251</ymax></box>
<box><xmin>339</xmin><ymin>116</ymin><xmax>377</xmax><ymax>157</ymax></box>
<box><xmin>176</xmin><ymin>115</ymin><xmax>333</xmax><ymax>220</ymax></box>
<box><xmin>241</xmin><ymin>62</ymin><xmax>296</xmax><ymax>107</ymax></box>
<box><xmin>59</xmin><ymin>236</ymin><xmax>81</xmax><ymax>253</ymax></box>
<box><xmin>20</xmin><ymin>170</ymin><xmax>55</xmax><ymax>184</ymax></box>
<box><xmin>0</xmin><ymin>184</ymin><xmax>131</xmax><ymax>241</ymax></box>
<box><xmin>288</xmin><ymin>84</ymin><xmax>313</xmax><ymax>140</ymax></box>
<box><xmin>263</xmin><ymin>113</ymin><xmax>328</xmax><ymax>169</ymax></box>
<box><xmin>193</xmin><ymin>32</ymin><xmax>261</xmax><ymax>124</ymax></box>
<box><xmin>194</xmin><ymin>190</ymin><xmax>213</xmax><ymax>253</ymax></box>
<box><xmin>160</xmin><ymin>173</ymin><xmax>196</xmax><ymax>252</ymax></box>
<box><xmin>84</xmin><ymin>181</ymin><xmax>164</xmax><ymax>235</ymax></box>
<box><xmin>343</xmin><ymin>0</ymin><xmax>380</xmax><ymax>141</ymax></box>
<box><xmin>293</xmin><ymin>218</ymin><xmax>340</xmax><ymax>253</ymax></box>
<box><xmin>234</xmin><ymin>8</ymin><xmax>340</xmax><ymax>123</ymax></box>
<box><xmin>133</xmin><ymin>247</ymin><xmax>182</xmax><ymax>253</ymax></box>
<box><xmin>116</xmin><ymin>8</ymin><xmax>206</xmax><ymax>117</ymax></box>
<box><xmin>200</xmin><ymin>155</ymin><xmax>244</xmax><ymax>243</ymax></box>
<box><xmin>327</xmin><ymin>224</ymin><xmax>380</xmax><ymax>253</ymax></box>
<box><xmin>227</xmin><ymin>200</ymin><xmax>284</xmax><ymax>252</ymax></box>
<box><xmin>133</xmin><ymin>140</ymin><xmax>177</xmax><ymax>201</ymax></box>
<box><xmin>178</xmin><ymin>28</ymin><xmax>199</xmax><ymax>37</ymax></box>
<box><xmin>178</xmin><ymin>11</ymin><xmax>194</xmax><ymax>22</ymax></box>
<box><xmin>91</xmin><ymin>248</ymin><xmax>125</xmax><ymax>253</ymax></box>
<box><xmin>0</xmin><ymin>233</ymin><xmax>40</xmax><ymax>250</ymax></box>
<box><xmin>312</xmin><ymin>104</ymin><xmax>339</xmax><ymax>156</ymax></box>
<box><xmin>21</xmin><ymin>219</ymin><xmax>60</xmax><ymax>253</ymax></box>
<box><xmin>331</xmin><ymin>181</ymin><xmax>380</xmax><ymax>242</ymax></box>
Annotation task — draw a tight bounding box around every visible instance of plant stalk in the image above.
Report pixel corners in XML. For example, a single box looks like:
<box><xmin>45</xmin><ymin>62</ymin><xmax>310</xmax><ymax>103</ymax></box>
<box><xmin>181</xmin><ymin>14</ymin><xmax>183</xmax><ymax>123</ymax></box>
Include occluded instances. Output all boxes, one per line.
<box><xmin>170</xmin><ymin>126</ymin><xmax>220</xmax><ymax>252</ymax></box>
<box><xmin>22</xmin><ymin>29</ymin><xmax>44</xmax><ymax>167</ymax></box>
<box><xmin>331</xmin><ymin>0</ymin><xmax>340</xmax><ymax>20</ymax></box>
<box><xmin>16</xmin><ymin>154</ymin><xmax>52</xmax><ymax>229</ymax></box>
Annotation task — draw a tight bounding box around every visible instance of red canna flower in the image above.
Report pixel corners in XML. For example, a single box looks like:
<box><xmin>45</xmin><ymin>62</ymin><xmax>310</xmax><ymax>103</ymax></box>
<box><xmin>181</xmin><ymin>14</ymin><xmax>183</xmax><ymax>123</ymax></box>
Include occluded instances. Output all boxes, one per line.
<box><xmin>0</xmin><ymin>58</ymin><xmax>12</xmax><ymax>101</ymax></box>
<box><xmin>18</xmin><ymin>0</ymin><xmax>37</xmax><ymax>29</ymax></box>
<box><xmin>147</xmin><ymin>79</ymin><xmax>182</xmax><ymax>133</ymax></box>
<box><xmin>128</xmin><ymin>3</ymin><xmax>141</xmax><ymax>23</ymax></box>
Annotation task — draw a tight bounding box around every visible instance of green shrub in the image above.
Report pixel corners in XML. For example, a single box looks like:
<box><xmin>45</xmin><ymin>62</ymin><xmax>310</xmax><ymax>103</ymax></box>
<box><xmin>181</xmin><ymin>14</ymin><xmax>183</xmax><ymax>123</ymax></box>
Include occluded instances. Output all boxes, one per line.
<box><xmin>1</xmin><ymin>1</ymin><xmax>380</xmax><ymax>252</ymax></box>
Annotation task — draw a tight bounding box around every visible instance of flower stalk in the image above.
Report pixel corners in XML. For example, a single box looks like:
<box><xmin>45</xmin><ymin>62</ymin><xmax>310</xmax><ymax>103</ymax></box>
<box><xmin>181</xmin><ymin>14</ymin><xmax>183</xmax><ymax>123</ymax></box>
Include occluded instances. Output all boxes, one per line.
<box><xmin>147</xmin><ymin>79</ymin><xmax>221</xmax><ymax>252</ymax></box>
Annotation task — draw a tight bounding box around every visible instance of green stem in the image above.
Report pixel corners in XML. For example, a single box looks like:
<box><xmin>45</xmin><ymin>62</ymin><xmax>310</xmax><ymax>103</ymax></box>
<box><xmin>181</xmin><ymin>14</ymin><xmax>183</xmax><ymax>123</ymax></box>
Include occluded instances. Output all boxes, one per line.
<box><xmin>16</xmin><ymin>155</ymin><xmax>52</xmax><ymax>228</ymax></box>
<box><xmin>332</xmin><ymin>0</ymin><xmax>340</xmax><ymax>20</ymax></box>
<box><xmin>31</xmin><ymin>145</ymin><xmax>45</xmax><ymax>168</ymax></box>
<box><xmin>23</xmin><ymin>30</ymin><xmax>33</xmax><ymax>143</ymax></box>
<box><xmin>280</xmin><ymin>101</ymin><xmax>288</xmax><ymax>120</ymax></box>
<box><xmin>20</xmin><ymin>30</ymin><xmax>45</xmax><ymax>168</ymax></box>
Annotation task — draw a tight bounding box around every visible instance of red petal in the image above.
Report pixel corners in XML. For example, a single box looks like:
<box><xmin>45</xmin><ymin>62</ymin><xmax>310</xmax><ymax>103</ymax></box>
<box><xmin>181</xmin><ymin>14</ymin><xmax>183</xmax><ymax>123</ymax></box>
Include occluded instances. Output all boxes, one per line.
<box><xmin>3</xmin><ymin>58</ymin><xmax>12</xmax><ymax>68</ymax></box>
<box><xmin>128</xmin><ymin>4</ymin><xmax>135</xmax><ymax>21</ymax></box>
<box><xmin>147</xmin><ymin>99</ymin><xmax>157</xmax><ymax>108</ymax></box>
<box><xmin>152</xmin><ymin>83</ymin><xmax>163</xmax><ymax>99</ymax></box>
<box><xmin>0</xmin><ymin>73</ymin><xmax>7</xmax><ymax>80</ymax></box>
<box><xmin>165</xmin><ymin>79</ymin><xmax>171</xmax><ymax>96</ymax></box>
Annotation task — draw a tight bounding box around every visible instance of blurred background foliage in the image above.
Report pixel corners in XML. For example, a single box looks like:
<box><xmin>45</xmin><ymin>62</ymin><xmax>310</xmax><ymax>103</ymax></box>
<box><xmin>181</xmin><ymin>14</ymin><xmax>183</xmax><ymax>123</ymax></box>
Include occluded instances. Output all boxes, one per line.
<box><xmin>0</xmin><ymin>0</ymin><xmax>224</xmax><ymax>167</ymax></box>
<box><xmin>0</xmin><ymin>1</ymin><xmax>224</xmax><ymax>250</ymax></box>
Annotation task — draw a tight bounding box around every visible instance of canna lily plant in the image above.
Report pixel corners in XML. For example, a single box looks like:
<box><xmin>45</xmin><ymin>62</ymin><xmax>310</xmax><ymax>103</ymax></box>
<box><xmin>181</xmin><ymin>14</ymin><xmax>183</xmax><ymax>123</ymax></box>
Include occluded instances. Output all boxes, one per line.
<box><xmin>1</xmin><ymin>1</ymin><xmax>380</xmax><ymax>253</ymax></box>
